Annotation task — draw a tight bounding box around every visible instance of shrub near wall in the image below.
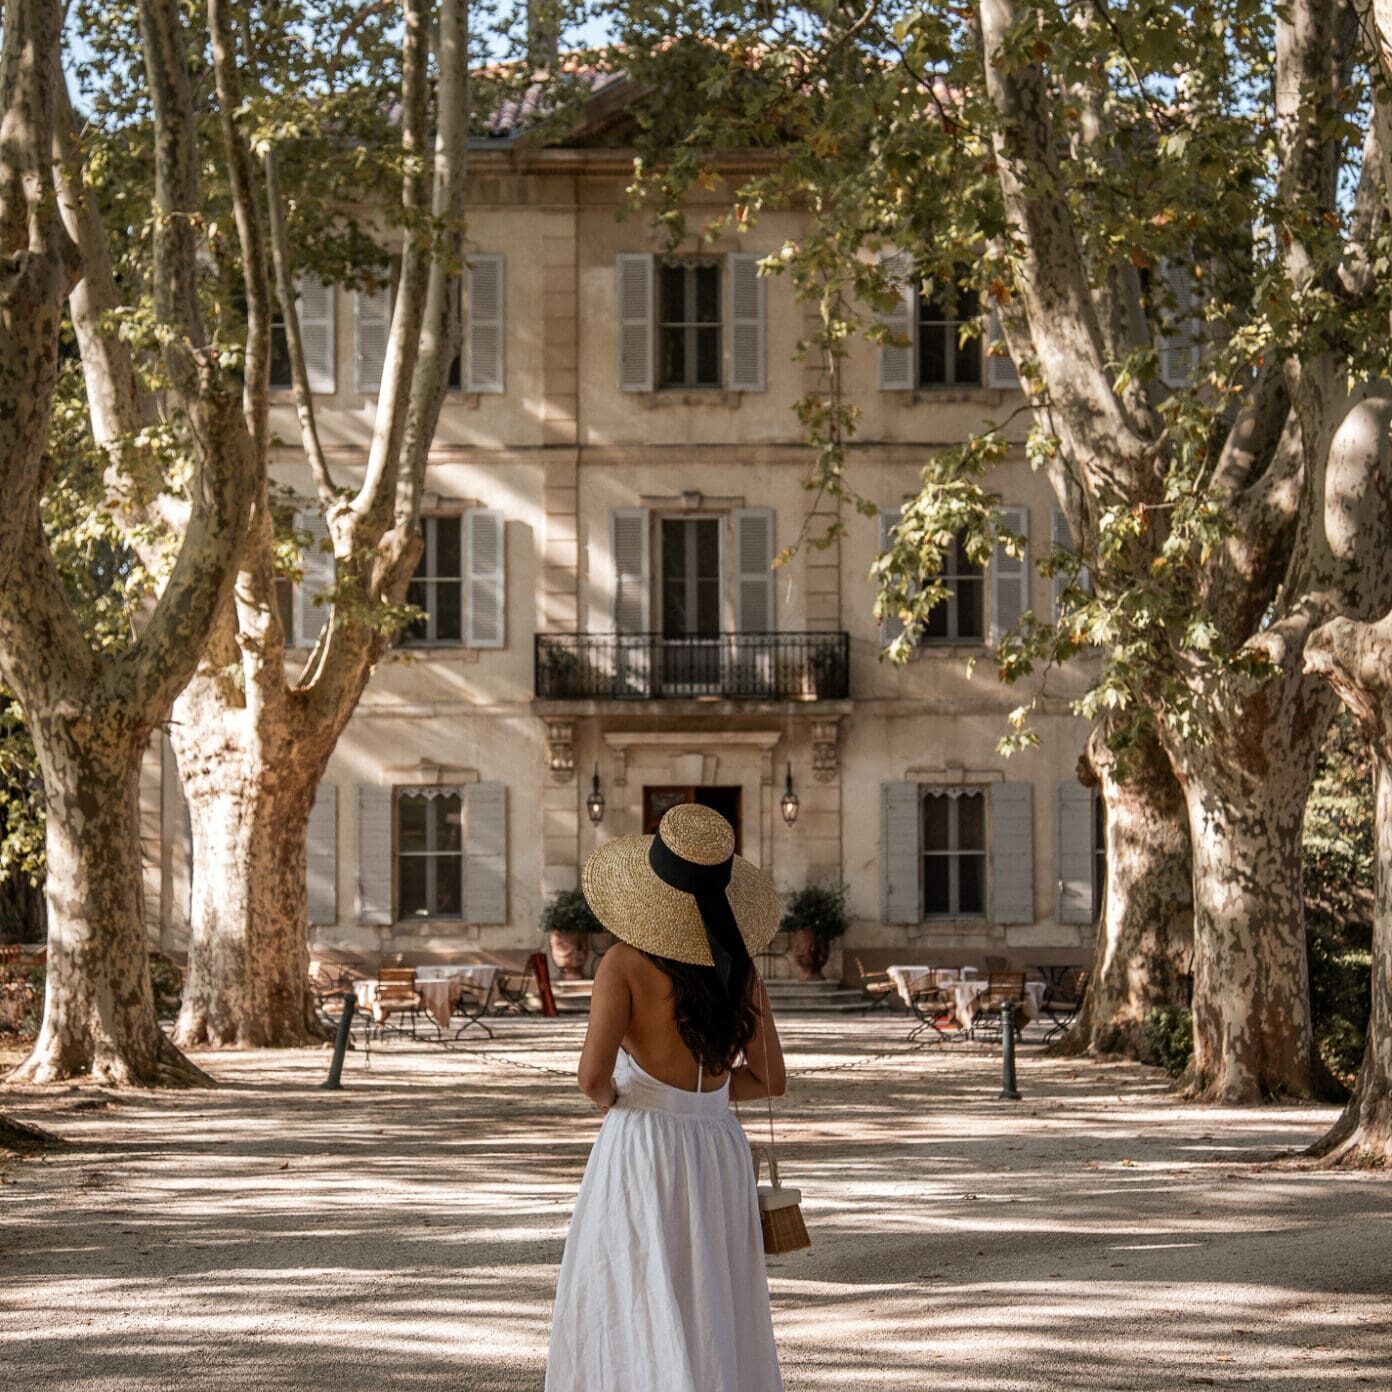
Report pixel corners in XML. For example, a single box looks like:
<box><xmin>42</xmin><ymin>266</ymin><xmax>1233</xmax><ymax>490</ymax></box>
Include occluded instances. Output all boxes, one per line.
<box><xmin>0</xmin><ymin>964</ymin><xmax>42</xmax><ymax>1037</ymax></box>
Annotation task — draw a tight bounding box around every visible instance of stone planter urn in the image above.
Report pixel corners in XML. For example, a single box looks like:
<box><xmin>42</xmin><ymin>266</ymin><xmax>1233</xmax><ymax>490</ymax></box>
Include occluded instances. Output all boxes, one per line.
<box><xmin>548</xmin><ymin>929</ymin><xmax>590</xmax><ymax>981</ymax></box>
<box><xmin>788</xmin><ymin>927</ymin><xmax>831</xmax><ymax>981</ymax></box>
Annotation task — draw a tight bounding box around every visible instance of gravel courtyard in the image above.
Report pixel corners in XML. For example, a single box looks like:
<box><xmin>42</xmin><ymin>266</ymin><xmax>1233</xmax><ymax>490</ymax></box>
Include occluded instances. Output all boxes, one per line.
<box><xmin>2</xmin><ymin>1017</ymin><xmax>1390</xmax><ymax>1391</ymax></box>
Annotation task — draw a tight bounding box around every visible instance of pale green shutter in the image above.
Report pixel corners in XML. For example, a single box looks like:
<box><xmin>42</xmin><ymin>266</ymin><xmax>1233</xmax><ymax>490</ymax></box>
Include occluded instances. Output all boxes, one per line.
<box><xmin>991</xmin><ymin>782</ymin><xmax>1034</xmax><ymax>924</ymax></box>
<box><xmin>464</xmin><ymin>782</ymin><xmax>508</xmax><ymax>924</ymax></box>
<box><xmin>294</xmin><ymin>510</ymin><xmax>334</xmax><ymax>648</ymax></box>
<box><xmin>306</xmin><ymin>784</ymin><xmax>338</xmax><ymax>925</ymax></box>
<box><xmin>466</xmin><ymin>254</ymin><xmax>505</xmax><ymax>393</ymax></box>
<box><xmin>727</xmin><ymin>252</ymin><xmax>766</xmax><ymax>391</ymax></box>
<box><xmin>882</xmin><ymin>782</ymin><xmax>921</xmax><ymax>924</ymax></box>
<box><xmin>616</xmin><ymin>254</ymin><xmax>654</xmax><ymax>392</ymax></box>
<box><xmin>1055</xmin><ymin>781</ymin><xmax>1096</xmax><ymax>924</ymax></box>
<box><xmin>357</xmin><ymin>785</ymin><xmax>394</xmax><ymax>925</ymax></box>
<box><xmin>990</xmin><ymin>504</ymin><xmax>1030</xmax><ymax>647</ymax></box>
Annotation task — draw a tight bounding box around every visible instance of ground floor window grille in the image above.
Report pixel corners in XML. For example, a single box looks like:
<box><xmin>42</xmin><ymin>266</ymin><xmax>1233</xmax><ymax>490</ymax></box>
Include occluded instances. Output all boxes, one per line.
<box><xmin>923</xmin><ymin>788</ymin><xmax>987</xmax><ymax>917</ymax></box>
<box><xmin>397</xmin><ymin>788</ymin><xmax>463</xmax><ymax>918</ymax></box>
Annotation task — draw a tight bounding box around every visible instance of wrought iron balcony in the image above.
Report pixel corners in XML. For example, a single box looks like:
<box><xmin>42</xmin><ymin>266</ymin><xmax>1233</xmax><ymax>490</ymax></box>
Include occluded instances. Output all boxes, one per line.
<box><xmin>535</xmin><ymin>631</ymin><xmax>850</xmax><ymax>702</ymax></box>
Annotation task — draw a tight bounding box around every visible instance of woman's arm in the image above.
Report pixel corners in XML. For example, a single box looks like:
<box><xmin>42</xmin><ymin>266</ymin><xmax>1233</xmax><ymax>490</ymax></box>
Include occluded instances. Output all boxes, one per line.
<box><xmin>730</xmin><ymin>976</ymin><xmax>786</xmax><ymax>1101</ymax></box>
<box><xmin>576</xmin><ymin>946</ymin><xmax>633</xmax><ymax>1113</ymax></box>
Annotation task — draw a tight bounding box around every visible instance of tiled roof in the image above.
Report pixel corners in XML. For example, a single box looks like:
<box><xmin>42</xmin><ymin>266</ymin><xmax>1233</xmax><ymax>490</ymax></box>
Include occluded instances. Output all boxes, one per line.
<box><xmin>475</xmin><ymin>64</ymin><xmax>629</xmax><ymax>142</ymax></box>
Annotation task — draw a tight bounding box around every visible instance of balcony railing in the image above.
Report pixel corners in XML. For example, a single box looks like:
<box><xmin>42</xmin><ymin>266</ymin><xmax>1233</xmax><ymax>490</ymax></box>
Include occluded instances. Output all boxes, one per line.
<box><xmin>535</xmin><ymin>631</ymin><xmax>850</xmax><ymax>702</ymax></box>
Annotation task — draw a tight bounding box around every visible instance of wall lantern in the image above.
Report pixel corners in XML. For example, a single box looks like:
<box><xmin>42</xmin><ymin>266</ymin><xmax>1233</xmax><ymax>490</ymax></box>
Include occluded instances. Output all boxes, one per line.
<box><xmin>780</xmin><ymin>761</ymin><xmax>800</xmax><ymax>827</ymax></box>
<box><xmin>586</xmin><ymin>762</ymin><xmax>606</xmax><ymax>826</ymax></box>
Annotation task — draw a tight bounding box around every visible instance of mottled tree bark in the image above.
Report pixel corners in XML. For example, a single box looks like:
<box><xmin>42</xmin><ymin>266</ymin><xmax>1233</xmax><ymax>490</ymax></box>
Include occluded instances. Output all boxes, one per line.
<box><xmin>1305</xmin><ymin>617</ymin><xmax>1392</xmax><ymax>1162</ymax></box>
<box><xmin>9</xmin><ymin>714</ymin><xmax>206</xmax><ymax>1085</ymax></box>
<box><xmin>1055</xmin><ymin>724</ymin><xmax>1192</xmax><ymax>1061</ymax></box>
<box><xmin>976</xmin><ymin>0</ymin><xmax>1392</xmax><ymax>1102</ymax></box>
<box><xmin>173</xmin><ymin>722</ymin><xmax>322</xmax><ymax>1048</ymax></box>
<box><xmin>1</xmin><ymin>0</ymin><xmax>257</xmax><ymax>1085</ymax></box>
<box><xmin>171</xmin><ymin>0</ymin><xmax>469</xmax><ymax>1046</ymax></box>
<box><xmin>0</xmin><ymin>0</ymin><xmax>75</xmax><ymax>589</ymax></box>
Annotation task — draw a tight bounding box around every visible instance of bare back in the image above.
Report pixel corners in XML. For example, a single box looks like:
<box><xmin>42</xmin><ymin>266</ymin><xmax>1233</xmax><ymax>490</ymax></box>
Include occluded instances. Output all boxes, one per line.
<box><xmin>621</xmin><ymin>948</ymin><xmax>730</xmax><ymax>1092</ymax></box>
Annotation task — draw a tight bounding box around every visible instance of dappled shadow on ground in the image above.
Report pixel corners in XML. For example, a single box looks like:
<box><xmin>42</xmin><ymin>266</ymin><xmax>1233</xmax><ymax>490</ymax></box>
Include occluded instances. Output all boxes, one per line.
<box><xmin>1</xmin><ymin>1018</ymin><xmax>1389</xmax><ymax>1391</ymax></box>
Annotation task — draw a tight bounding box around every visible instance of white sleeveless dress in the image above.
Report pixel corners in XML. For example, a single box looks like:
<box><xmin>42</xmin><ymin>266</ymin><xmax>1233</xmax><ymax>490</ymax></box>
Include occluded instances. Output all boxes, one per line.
<box><xmin>545</xmin><ymin>1048</ymin><xmax>784</xmax><ymax>1392</ymax></box>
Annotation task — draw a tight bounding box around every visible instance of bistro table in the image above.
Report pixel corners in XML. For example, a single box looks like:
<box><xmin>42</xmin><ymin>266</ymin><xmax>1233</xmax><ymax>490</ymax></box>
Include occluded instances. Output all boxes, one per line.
<box><xmin>886</xmin><ymin>964</ymin><xmax>978</xmax><ymax>1008</ymax></box>
<box><xmin>947</xmin><ymin>977</ymin><xmax>1047</xmax><ymax>1029</ymax></box>
<box><xmin>415</xmin><ymin>964</ymin><xmax>505</xmax><ymax>1032</ymax></box>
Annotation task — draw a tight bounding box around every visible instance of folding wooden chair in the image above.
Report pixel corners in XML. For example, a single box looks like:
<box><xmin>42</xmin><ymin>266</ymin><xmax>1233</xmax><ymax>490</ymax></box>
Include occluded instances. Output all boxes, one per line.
<box><xmin>969</xmin><ymin>971</ymin><xmax>1029</xmax><ymax>1040</ymax></box>
<box><xmin>495</xmin><ymin>952</ymin><xmax>559</xmax><ymax>1018</ymax></box>
<box><xmin>1041</xmin><ymin>967</ymin><xmax>1090</xmax><ymax>1042</ymax></box>
<box><xmin>853</xmin><ymin>956</ymin><xmax>898</xmax><ymax>1013</ymax></box>
<box><xmin>367</xmin><ymin>967</ymin><xmax>423</xmax><ymax>1038</ymax></box>
<box><xmin>908</xmin><ymin>972</ymin><xmax>967</xmax><ymax>1045</ymax></box>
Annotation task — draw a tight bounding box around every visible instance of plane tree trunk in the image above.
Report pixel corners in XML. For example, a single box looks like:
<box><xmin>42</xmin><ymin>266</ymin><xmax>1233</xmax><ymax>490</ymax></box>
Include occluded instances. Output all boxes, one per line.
<box><xmin>170</xmin><ymin>0</ymin><xmax>469</xmax><ymax>1047</ymax></box>
<box><xmin>1</xmin><ymin>0</ymin><xmax>258</xmax><ymax>1085</ymax></box>
<box><xmin>1056</xmin><ymin>723</ymin><xmax>1193</xmax><ymax>1061</ymax></box>
<box><xmin>1305</xmin><ymin>616</ymin><xmax>1392</xmax><ymax>1162</ymax></box>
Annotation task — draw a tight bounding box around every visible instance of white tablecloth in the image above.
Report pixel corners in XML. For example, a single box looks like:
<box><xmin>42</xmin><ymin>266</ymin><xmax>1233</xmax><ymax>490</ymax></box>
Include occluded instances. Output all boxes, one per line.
<box><xmin>886</xmin><ymin>964</ymin><xmax>978</xmax><ymax>1007</ymax></box>
<box><xmin>948</xmin><ymin>978</ymin><xmax>1047</xmax><ymax>1026</ymax></box>
<box><xmin>355</xmin><ymin>966</ymin><xmax>505</xmax><ymax>1029</ymax></box>
<box><xmin>415</xmin><ymin>964</ymin><xmax>505</xmax><ymax>987</ymax></box>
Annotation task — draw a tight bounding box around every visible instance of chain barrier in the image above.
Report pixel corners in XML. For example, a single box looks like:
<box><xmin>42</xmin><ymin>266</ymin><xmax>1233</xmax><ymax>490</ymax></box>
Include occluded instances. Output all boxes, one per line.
<box><xmin>316</xmin><ymin>990</ymin><xmax>987</xmax><ymax>1084</ymax></box>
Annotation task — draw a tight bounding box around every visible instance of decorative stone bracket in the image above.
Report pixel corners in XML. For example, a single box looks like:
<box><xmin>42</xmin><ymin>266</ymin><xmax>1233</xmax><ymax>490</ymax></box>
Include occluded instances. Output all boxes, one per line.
<box><xmin>811</xmin><ymin>718</ymin><xmax>841</xmax><ymax>783</ymax></box>
<box><xmin>544</xmin><ymin>719</ymin><xmax>576</xmax><ymax>783</ymax></box>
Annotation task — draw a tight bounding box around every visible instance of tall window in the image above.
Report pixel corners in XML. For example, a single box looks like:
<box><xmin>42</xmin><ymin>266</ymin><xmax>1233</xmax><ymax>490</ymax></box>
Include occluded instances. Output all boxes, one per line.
<box><xmin>922</xmin><ymin>534</ymin><xmax>985</xmax><ymax>641</ymax></box>
<box><xmin>923</xmin><ymin>790</ymin><xmax>987</xmax><ymax>917</ymax></box>
<box><xmin>397</xmin><ymin>791</ymin><xmax>462</xmax><ymax>918</ymax></box>
<box><xmin>660</xmin><ymin>517</ymin><xmax>721</xmax><ymax>636</ymax></box>
<box><xmin>918</xmin><ymin>282</ymin><xmax>981</xmax><ymax>387</ymax></box>
<box><xmin>659</xmin><ymin>261</ymin><xmax>721</xmax><ymax>388</ymax></box>
<box><xmin>404</xmin><ymin>516</ymin><xmax>463</xmax><ymax>645</ymax></box>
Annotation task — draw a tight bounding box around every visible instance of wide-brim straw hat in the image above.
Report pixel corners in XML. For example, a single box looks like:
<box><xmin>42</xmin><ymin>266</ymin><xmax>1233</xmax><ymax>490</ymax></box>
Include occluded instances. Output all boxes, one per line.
<box><xmin>581</xmin><ymin>803</ymin><xmax>782</xmax><ymax>966</ymax></box>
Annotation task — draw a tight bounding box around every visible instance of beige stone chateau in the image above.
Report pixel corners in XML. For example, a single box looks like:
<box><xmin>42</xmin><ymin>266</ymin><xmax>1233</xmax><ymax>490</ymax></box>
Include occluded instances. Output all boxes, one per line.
<box><xmin>141</xmin><ymin>78</ymin><xmax>1103</xmax><ymax>981</ymax></box>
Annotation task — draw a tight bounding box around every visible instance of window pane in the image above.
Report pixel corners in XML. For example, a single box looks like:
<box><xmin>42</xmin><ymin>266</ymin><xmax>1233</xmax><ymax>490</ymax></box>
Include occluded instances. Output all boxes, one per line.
<box><xmin>924</xmin><ymin>602</ymin><xmax>948</xmax><ymax>639</ymax></box>
<box><xmin>694</xmin><ymin>579</ymin><xmax>720</xmax><ymax>635</ymax></box>
<box><xmin>956</xmin><ymin>332</ymin><xmax>981</xmax><ymax>385</ymax></box>
<box><xmin>404</xmin><ymin>580</ymin><xmax>429</xmax><ymax>644</ymax></box>
<box><xmin>923</xmin><ymin>856</ymin><xmax>950</xmax><ymax>915</ymax></box>
<box><xmin>957</xmin><ymin>792</ymin><xmax>985</xmax><ymax>850</ymax></box>
<box><xmin>435</xmin><ymin>582</ymin><xmax>462</xmax><ymax>642</ymax></box>
<box><xmin>436</xmin><ymin>517</ymin><xmax>461</xmax><ymax>579</ymax></box>
<box><xmin>399</xmin><ymin>855</ymin><xmax>428</xmax><ymax>917</ymax></box>
<box><xmin>956</xmin><ymin>577</ymin><xmax>985</xmax><ymax>638</ymax></box>
<box><xmin>660</xmin><ymin>327</ymin><xmax>686</xmax><ymax>387</ymax></box>
<box><xmin>951</xmin><ymin>536</ymin><xmax>982</xmax><ymax>576</ymax></box>
<box><xmin>695</xmin><ymin>519</ymin><xmax>719</xmax><ymax>577</ymax></box>
<box><xmin>433</xmin><ymin>855</ymin><xmax>463</xmax><ymax>916</ymax></box>
<box><xmin>695</xmin><ymin>265</ymin><xmax>720</xmax><ymax>323</ymax></box>
<box><xmin>399</xmin><ymin>795</ymin><xmax>428</xmax><ymax>851</ymax></box>
<box><xmin>920</xmin><ymin>325</ymin><xmax>947</xmax><ymax>385</ymax></box>
<box><xmin>695</xmin><ymin>327</ymin><xmax>720</xmax><ymax>385</ymax></box>
<box><xmin>435</xmin><ymin>795</ymin><xmax>463</xmax><ymax>852</ymax></box>
<box><xmin>923</xmin><ymin>794</ymin><xmax>950</xmax><ymax>851</ymax></box>
<box><xmin>270</xmin><ymin>322</ymin><xmax>292</xmax><ymax>388</ymax></box>
<box><xmin>660</xmin><ymin>265</ymin><xmax>685</xmax><ymax>323</ymax></box>
<box><xmin>958</xmin><ymin>854</ymin><xmax>985</xmax><ymax>914</ymax></box>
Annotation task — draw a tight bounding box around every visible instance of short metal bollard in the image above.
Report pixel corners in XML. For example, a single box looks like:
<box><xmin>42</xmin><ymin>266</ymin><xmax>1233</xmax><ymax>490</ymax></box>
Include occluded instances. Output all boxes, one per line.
<box><xmin>322</xmin><ymin>991</ymin><xmax>357</xmax><ymax>1090</ymax></box>
<box><xmin>998</xmin><ymin>998</ymin><xmax>1022</xmax><ymax>1100</ymax></box>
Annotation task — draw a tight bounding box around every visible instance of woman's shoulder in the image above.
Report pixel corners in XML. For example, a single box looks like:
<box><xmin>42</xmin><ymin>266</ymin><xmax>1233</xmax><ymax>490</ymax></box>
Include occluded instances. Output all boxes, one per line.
<box><xmin>596</xmin><ymin>940</ymin><xmax>644</xmax><ymax>981</ymax></box>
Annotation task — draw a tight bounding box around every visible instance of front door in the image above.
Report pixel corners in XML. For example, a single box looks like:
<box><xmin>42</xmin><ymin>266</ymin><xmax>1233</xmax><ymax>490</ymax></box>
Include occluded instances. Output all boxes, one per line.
<box><xmin>659</xmin><ymin>517</ymin><xmax>722</xmax><ymax>694</ymax></box>
<box><xmin>643</xmin><ymin>785</ymin><xmax>743</xmax><ymax>853</ymax></box>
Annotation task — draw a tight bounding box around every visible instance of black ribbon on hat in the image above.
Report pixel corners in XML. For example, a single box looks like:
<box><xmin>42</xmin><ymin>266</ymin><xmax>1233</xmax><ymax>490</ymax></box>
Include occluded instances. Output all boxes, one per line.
<box><xmin>648</xmin><ymin>830</ymin><xmax>750</xmax><ymax>996</ymax></box>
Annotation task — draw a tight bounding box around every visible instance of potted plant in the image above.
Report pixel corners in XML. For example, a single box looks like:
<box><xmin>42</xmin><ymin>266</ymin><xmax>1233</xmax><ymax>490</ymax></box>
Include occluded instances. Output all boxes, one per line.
<box><xmin>779</xmin><ymin>881</ymin><xmax>850</xmax><ymax>981</ymax></box>
<box><xmin>542</xmin><ymin>888</ymin><xmax>603</xmax><ymax>981</ymax></box>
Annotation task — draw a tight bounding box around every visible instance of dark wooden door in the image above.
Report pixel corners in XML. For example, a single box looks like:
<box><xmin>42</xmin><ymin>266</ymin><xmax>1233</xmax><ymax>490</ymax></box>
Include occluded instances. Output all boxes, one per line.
<box><xmin>642</xmin><ymin>785</ymin><xmax>743</xmax><ymax>853</ymax></box>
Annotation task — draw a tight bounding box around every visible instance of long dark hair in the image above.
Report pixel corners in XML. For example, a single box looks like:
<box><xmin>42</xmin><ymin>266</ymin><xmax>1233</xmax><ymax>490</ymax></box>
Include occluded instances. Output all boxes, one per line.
<box><xmin>642</xmin><ymin>951</ymin><xmax>759</xmax><ymax>1075</ymax></box>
